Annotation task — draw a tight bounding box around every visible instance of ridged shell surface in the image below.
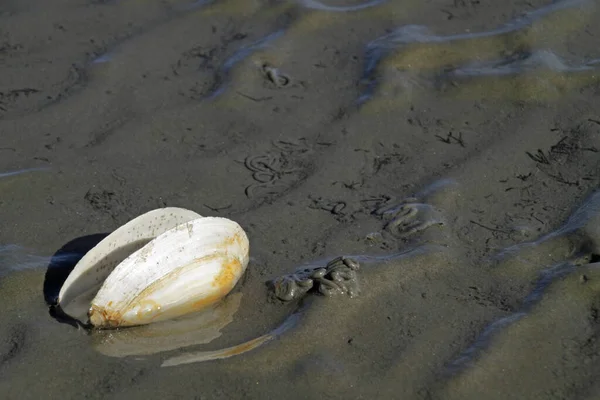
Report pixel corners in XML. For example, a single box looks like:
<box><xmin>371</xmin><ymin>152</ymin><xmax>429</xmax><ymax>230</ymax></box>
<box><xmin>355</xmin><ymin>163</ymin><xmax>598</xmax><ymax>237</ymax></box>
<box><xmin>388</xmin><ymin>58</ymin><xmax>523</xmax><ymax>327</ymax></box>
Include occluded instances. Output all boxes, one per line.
<box><xmin>89</xmin><ymin>217</ymin><xmax>249</xmax><ymax>328</ymax></box>
<box><xmin>58</xmin><ymin>207</ymin><xmax>202</xmax><ymax>313</ymax></box>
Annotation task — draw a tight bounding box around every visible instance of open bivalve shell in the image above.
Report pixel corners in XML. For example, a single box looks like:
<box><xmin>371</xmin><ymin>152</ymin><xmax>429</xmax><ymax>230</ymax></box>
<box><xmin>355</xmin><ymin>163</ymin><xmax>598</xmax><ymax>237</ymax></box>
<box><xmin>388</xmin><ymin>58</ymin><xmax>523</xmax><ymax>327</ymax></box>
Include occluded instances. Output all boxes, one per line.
<box><xmin>57</xmin><ymin>208</ymin><xmax>249</xmax><ymax>329</ymax></box>
<box><xmin>89</xmin><ymin>216</ymin><xmax>249</xmax><ymax>328</ymax></box>
<box><xmin>58</xmin><ymin>207</ymin><xmax>202</xmax><ymax>314</ymax></box>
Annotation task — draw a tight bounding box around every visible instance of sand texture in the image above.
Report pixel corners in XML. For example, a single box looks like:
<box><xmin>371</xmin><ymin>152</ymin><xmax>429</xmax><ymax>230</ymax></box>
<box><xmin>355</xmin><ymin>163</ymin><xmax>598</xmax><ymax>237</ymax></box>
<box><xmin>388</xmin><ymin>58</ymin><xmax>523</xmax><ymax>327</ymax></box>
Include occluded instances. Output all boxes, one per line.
<box><xmin>1</xmin><ymin>0</ymin><xmax>600</xmax><ymax>399</ymax></box>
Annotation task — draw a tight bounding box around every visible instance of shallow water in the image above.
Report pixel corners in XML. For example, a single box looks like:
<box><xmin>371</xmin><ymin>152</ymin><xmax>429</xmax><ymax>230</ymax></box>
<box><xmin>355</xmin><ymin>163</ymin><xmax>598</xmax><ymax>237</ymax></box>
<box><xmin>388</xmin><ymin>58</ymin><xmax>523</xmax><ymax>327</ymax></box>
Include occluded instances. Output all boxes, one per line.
<box><xmin>360</xmin><ymin>0</ymin><xmax>597</xmax><ymax>105</ymax></box>
<box><xmin>0</xmin><ymin>168</ymin><xmax>49</xmax><ymax>179</ymax></box>
<box><xmin>0</xmin><ymin>244</ymin><xmax>79</xmax><ymax>278</ymax></box>
<box><xmin>1</xmin><ymin>0</ymin><xmax>600</xmax><ymax>398</ymax></box>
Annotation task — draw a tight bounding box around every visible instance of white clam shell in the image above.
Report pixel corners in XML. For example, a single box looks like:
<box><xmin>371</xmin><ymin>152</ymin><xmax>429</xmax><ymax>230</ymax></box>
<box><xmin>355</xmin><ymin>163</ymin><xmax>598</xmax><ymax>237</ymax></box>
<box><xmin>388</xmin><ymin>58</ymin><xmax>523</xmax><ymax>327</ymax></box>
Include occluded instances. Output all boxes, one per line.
<box><xmin>88</xmin><ymin>216</ymin><xmax>249</xmax><ymax>328</ymax></box>
<box><xmin>58</xmin><ymin>207</ymin><xmax>202</xmax><ymax>319</ymax></box>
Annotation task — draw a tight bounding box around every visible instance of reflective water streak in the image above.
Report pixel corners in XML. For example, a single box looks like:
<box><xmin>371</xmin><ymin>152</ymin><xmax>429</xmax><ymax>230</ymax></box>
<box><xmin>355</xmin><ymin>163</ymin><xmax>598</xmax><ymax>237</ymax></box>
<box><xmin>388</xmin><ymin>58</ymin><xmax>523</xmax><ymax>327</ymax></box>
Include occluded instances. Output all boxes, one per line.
<box><xmin>495</xmin><ymin>189</ymin><xmax>600</xmax><ymax>261</ymax></box>
<box><xmin>359</xmin><ymin>0</ymin><xmax>594</xmax><ymax>104</ymax></box>
<box><xmin>364</xmin><ymin>0</ymin><xmax>591</xmax><ymax>74</ymax></box>
<box><xmin>298</xmin><ymin>0</ymin><xmax>387</xmax><ymax>12</ymax></box>
<box><xmin>0</xmin><ymin>244</ymin><xmax>79</xmax><ymax>278</ymax></box>
<box><xmin>445</xmin><ymin>189</ymin><xmax>600</xmax><ymax>374</ymax></box>
<box><xmin>161</xmin><ymin>305</ymin><xmax>303</xmax><ymax>366</ymax></box>
<box><xmin>445</xmin><ymin>261</ymin><xmax>577</xmax><ymax>374</ymax></box>
<box><xmin>208</xmin><ymin>29</ymin><xmax>286</xmax><ymax>99</ymax></box>
<box><xmin>0</xmin><ymin>167</ymin><xmax>50</xmax><ymax>179</ymax></box>
<box><xmin>448</xmin><ymin>50</ymin><xmax>600</xmax><ymax>78</ymax></box>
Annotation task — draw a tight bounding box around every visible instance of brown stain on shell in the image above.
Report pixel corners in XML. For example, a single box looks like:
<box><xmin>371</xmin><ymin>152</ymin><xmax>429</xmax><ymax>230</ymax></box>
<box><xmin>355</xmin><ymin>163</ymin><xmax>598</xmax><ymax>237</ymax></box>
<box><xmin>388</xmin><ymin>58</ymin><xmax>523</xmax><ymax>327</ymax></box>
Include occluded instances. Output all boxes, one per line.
<box><xmin>212</xmin><ymin>257</ymin><xmax>241</xmax><ymax>289</ymax></box>
<box><xmin>222</xmin><ymin>231</ymin><xmax>245</xmax><ymax>247</ymax></box>
<box><xmin>89</xmin><ymin>304</ymin><xmax>123</xmax><ymax>328</ymax></box>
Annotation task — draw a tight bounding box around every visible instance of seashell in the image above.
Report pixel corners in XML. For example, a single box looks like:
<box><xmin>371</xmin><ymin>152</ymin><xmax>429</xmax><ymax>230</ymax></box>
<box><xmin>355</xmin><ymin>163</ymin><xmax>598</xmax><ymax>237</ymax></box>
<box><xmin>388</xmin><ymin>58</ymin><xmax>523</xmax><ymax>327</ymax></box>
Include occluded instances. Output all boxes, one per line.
<box><xmin>88</xmin><ymin>216</ymin><xmax>249</xmax><ymax>328</ymax></box>
<box><xmin>57</xmin><ymin>207</ymin><xmax>202</xmax><ymax>320</ymax></box>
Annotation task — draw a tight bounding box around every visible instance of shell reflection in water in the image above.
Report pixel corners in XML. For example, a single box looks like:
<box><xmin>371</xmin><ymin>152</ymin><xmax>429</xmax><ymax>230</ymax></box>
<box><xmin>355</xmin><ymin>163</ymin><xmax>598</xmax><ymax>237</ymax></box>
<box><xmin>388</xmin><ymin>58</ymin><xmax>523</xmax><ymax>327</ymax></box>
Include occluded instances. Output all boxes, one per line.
<box><xmin>161</xmin><ymin>308</ymin><xmax>302</xmax><ymax>367</ymax></box>
<box><xmin>92</xmin><ymin>293</ymin><xmax>243</xmax><ymax>358</ymax></box>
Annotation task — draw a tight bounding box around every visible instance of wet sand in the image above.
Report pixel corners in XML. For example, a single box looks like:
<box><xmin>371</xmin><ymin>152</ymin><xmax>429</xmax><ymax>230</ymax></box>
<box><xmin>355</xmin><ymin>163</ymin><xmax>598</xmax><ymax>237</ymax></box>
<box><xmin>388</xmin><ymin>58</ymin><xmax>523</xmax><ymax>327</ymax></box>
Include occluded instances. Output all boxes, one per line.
<box><xmin>1</xmin><ymin>0</ymin><xmax>600</xmax><ymax>398</ymax></box>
